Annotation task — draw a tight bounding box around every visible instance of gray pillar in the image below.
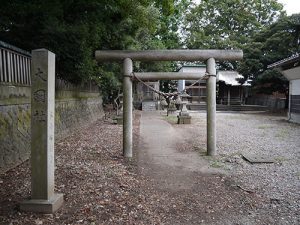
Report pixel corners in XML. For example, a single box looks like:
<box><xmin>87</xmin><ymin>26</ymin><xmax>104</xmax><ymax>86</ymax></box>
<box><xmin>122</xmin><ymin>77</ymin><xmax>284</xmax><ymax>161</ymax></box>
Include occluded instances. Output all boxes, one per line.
<box><xmin>123</xmin><ymin>58</ymin><xmax>133</xmax><ymax>157</ymax></box>
<box><xmin>288</xmin><ymin>82</ymin><xmax>292</xmax><ymax>120</ymax></box>
<box><xmin>20</xmin><ymin>49</ymin><xmax>63</xmax><ymax>213</ymax></box>
<box><xmin>206</xmin><ymin>58</ymin><xmax>216</xmax><ymax>156</ymax></box>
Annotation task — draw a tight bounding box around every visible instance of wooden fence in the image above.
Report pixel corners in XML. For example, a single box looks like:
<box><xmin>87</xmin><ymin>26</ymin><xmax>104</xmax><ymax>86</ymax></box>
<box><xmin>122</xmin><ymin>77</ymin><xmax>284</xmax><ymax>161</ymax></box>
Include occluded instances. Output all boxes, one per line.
<box><xmin>0</xmin><ymin>41</ymin><xmax>99</xmax><ymax>92</ymax></box>
<box><xmin>0</xmin><ymin>41</ymin><xmax>31</xmax><ymax>86</ymax></box>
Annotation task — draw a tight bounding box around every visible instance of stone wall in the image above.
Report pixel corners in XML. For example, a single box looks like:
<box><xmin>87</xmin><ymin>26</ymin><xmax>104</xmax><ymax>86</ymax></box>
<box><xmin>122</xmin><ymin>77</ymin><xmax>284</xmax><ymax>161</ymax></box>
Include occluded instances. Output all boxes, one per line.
<box><xmin>0</xmin><ymin>85</ymin><xmax>104</xmax><ymax>173</ymax></box>
<box><xmin>246</xmin><ymin>94</ymin><xmax>286</xmax><ymax>111</ymax></box>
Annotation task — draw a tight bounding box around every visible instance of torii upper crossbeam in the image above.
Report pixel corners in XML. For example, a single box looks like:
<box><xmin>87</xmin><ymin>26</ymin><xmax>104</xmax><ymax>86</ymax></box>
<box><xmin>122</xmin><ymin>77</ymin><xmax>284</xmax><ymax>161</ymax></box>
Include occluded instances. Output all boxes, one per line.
<box><xmin>95</xmin><ymin>49</ymin><xmax>243</xmax><ymax>61</ymax></box>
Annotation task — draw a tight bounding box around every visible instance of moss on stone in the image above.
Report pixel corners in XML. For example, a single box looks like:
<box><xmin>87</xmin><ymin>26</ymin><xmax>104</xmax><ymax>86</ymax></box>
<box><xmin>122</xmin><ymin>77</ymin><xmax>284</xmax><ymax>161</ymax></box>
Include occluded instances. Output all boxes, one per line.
<box><xmin>0</xmin><ymin>114</ymin><xmax>9</xmax><ymax>138</ymax></box>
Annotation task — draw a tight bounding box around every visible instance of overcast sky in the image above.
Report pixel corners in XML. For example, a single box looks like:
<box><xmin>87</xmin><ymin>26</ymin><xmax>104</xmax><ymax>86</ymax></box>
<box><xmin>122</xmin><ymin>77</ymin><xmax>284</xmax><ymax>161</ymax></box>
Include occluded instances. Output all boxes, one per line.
<box><xmin>277</xmin><ymin>0</ymin><xmax>300</xmax><ymax>15</ymax></box>
<box><xmin>193</xmin><ymin>0</ymin><xmax>300</xmax><ymax>16</ymax></box>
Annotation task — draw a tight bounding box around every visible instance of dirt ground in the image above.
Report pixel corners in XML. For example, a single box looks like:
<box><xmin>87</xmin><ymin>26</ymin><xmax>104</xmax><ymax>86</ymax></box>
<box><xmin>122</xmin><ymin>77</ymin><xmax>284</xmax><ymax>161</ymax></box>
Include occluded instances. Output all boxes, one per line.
<box><xmin>0</xmin><ymin>110</ymin><xmax>299</xmax><ymax>224</ymax></box>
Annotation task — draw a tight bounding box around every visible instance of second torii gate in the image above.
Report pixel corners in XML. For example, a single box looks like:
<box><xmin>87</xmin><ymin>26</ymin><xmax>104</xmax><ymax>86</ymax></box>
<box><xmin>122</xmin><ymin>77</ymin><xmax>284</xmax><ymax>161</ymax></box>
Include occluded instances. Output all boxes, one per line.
<box><xmin>95</xmin><ymin>50</ymin><xmax>243</xmax><ymax>157</ymax></box>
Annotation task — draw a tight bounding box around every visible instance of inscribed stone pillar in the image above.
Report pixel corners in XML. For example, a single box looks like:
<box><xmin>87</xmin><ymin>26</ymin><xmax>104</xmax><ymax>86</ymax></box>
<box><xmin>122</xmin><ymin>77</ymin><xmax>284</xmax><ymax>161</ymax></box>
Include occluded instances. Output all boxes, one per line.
<box><xmin>20</xmin><ymin>49</ymin><xmax>63</xmax><ymax>213</ymax></box>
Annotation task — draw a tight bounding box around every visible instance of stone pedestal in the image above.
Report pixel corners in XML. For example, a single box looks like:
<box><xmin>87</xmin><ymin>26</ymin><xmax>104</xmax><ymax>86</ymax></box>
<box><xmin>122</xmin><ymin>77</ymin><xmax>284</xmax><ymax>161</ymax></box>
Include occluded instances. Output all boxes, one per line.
<box><xmin>177</xmin><ymin>92</ymin><xmax>191</xmax><ymax>124</ymax></box>
<box><xmin>20</xmin><ymin>49</ymin><xmax>63</xmax><ymax>213</ymax></box>
<box><xmin>20</xmin><ymin>194</ymin><xmax>64</xmax><ymax>214</ymax></box>
<box><xmin>113</xmin><ymin>115</ymin><xmax>123</xmax><ymax>125</ymax></box>
<box><xmin>177</xmin><ymin>115</ymin><xmax>191</xmax><ymax>124</ymax></box>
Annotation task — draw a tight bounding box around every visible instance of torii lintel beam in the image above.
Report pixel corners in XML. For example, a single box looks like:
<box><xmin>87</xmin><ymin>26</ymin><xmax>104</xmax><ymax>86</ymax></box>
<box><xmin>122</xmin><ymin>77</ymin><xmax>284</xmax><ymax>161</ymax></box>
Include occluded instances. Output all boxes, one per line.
<box><xmin>133</xmin><ymin>72</ymin><xmax>207</xmax><ymax>81</ymax></box>
<box><xmin>95</xmin><ymin>49</ymin><xmax>243</xmax><ymax>62</ymax></box>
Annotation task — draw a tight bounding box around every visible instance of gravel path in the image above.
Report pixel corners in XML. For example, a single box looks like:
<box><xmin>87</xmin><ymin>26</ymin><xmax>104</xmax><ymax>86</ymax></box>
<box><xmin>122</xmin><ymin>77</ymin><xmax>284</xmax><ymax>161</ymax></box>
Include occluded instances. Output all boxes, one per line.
<box><xmin>174</xmin><ymin>111</ymin><xmax>300</xmax><ymax>224</ymax></box>
<box><xmin>0</xmin><ymin>110</ymin><xmax>299</xmax><ymax>224</ymax></box>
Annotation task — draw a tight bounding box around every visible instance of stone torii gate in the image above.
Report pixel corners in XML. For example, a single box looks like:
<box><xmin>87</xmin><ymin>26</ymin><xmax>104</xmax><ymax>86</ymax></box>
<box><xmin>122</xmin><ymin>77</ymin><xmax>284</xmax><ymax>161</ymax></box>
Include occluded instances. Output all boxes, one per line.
<box><xmin>95</xmin><ymin>50</ymin><xmax>243</xmax><ymax>157</ymax></box>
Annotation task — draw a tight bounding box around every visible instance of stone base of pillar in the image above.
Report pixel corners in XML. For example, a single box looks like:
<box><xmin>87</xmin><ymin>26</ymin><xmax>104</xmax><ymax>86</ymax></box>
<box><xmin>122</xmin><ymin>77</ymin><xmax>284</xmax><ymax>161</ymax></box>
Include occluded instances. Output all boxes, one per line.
<box><xmin>20</xmin><ymin>193</ymin><xmax>64</xmax><ymax>214</ymax></box>
<box><xmin>179</xmin><ymin>111</ymin><xmax>189</xmax><ymax>116</ymax></box>
<box><xmin>113</xmin><ymin>116</ymin><xmax>123</xmax><ymax>125</ymax></box>
<box><xmin>177</xmin><ymin>115</ymin><xmax>191</xmax><ymax>124</ymax></box>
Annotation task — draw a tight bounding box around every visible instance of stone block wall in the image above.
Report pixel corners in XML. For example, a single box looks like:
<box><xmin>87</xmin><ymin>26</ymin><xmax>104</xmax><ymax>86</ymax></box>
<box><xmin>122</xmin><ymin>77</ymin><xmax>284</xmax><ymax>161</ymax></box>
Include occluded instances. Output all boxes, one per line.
<box><xmin>0</xmin><ymin>86</ymin><xmax>104</xmax><ymax>173</ymax></box>
<box><xmin>246</xmin><ymin>94</ymin><xmax>286</xmax><ymax>110</ymax></box>
<box><xmin>0</xmin><ymin>103</ymin><xmax>31</xmax><ymax>172</ymax></box>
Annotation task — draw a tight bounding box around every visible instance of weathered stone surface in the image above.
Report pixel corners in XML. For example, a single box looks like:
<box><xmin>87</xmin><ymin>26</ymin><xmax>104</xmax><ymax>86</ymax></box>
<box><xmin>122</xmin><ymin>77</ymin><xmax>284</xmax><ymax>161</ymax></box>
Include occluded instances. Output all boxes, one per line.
<box><xmin>28</xmin><ymin>49</ymin><xmax>57</xmax><ymax>202</ymax></box>
<box><xmin>20</xmin><ymin>193</ymin><xmax>64</xmax><ymax>213</ymax></box>
<box><xmin>55</xmin><ymin>96</ymin><xmax>103</xmax><ymax>138</ymax></box>
<box><xmin>242</xmin><ymin>153</ymin><xmax>275</xmax><ymax>164</ymax></box>
<box><xmin>113</xmin><ymin>115</ymin><xmax>123</xmax><ymax>125</ymax></box>
<box><xmin>142</xmin><ymin>101</ymin><xmax>157</xmax><ymax>111</ymax></box>
<box><xmin>0</xmin><ymin>92</ymin><xmax>103</xmax><ymax>173</ymax></box>
<box><xmin>177</xmin><ymin>115</ymin><xmax>192</xmax><ymax>124</ymax></box>
<box><xmin>0</xmin><ymin>104</ymin><xmax>31</xmax><ymax>172</ymax></box>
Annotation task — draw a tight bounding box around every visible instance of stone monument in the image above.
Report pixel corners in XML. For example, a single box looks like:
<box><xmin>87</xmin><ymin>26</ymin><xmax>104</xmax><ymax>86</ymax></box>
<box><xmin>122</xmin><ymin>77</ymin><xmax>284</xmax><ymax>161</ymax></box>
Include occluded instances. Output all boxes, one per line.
<box><xmin>177</xmin><ymin>91</ymin><xmax>191</xmax><ymax>124</ymax></box>
<box><xmin>114</xmin><ymin>93</ymin><xmax>123</xmax><ymax>125</ymax></box>
<box><xmin>20</xmin><ymin>49</ymin><xmax>63</xmax><ymax>213</ymax></box>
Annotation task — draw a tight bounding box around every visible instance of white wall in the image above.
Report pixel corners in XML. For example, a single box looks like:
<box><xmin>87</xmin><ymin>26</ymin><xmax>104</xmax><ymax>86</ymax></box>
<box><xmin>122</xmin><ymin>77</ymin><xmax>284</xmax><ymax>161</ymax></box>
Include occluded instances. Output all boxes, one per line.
<box><xmin>291</xmin><ymin>113</ymin><xmax>300</xmax><ymax>124</ymax></box>
<box><xmin>178</xmin><ymin>80</ymin><xmax>185</xmax><ymax>92</ymax></box>
<box><xmin>291</xmin><ymin>79</ymin><xmax>300</xmax><ymax>95</ymax></box>
<box><xmin>290</xmin><ymin>79</ymin><xmax>300</xmax><ymax>124</ymax></box>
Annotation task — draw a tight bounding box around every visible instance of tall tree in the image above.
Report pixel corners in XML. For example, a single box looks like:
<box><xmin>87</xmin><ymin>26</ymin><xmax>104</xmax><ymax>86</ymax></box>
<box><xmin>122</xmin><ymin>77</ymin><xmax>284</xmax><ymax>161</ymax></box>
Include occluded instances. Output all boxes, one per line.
<box><xmin>239</xmin><ymin>13</ymin><xmax>300</xmax><ymax>94</ymax></box>
<box><xmin>0</xmin><ymin>0</ymin><xmax>179</xmax><ymax>101</ymax></box>
<box><xmin>0</xmin><ymin>0</ymin><xmax>164</xmax><ymax>82</ymax></box>
<box><xmin>184</xmin><ymin>0</ymin><xmax>284</xmax><ymax>50</ymax></box>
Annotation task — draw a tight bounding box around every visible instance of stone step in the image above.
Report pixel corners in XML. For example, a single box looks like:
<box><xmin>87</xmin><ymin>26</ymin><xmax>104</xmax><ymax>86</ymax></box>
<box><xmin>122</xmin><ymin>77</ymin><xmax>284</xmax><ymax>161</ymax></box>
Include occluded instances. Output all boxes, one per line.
<box><xmin>142</xmin><ymin>101</ymin><xmax>157</xmax><ymax>111</ymax></box>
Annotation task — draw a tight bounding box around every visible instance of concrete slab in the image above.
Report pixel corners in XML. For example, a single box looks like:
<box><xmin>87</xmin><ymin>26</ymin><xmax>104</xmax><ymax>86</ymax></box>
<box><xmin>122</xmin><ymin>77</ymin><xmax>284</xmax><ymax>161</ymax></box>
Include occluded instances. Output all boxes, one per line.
<box><xmin>242</xmin><ymin>153</ymin><xmax>275</xmax><ymax>164</ymax></box>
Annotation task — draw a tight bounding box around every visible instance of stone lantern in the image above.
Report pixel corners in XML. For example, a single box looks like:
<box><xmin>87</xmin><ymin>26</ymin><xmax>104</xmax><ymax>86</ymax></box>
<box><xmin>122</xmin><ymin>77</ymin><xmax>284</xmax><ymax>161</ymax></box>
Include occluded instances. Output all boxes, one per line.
<box><xmin>160</xmin><ymin>97</ymin><xmax>168</xmax><ymax>110</ymax></box>
<box><xmin>177</xmin><ymin>91</ymin><xmax>191</xmax><ymax>124</ymax></box>
<box><xmin>175</xmin><ymin>95</ymin><xmax>182</xmax><ymax>110</ymax></box>
<box><xmin>114</xmin><ymin>93</ymin><xmax>123</xmax><ymax>124</ymax></box>
<box><xmin>117</xmin><ymin>93</ymin><xmax>123</xmax><ymax>116</ymax></box>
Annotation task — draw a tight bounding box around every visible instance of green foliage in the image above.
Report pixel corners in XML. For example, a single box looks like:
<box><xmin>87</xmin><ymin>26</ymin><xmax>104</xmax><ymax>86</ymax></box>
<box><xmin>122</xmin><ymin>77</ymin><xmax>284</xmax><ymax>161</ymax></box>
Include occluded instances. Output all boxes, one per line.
<box><xmin>0</xmin><ymin>1</ymin><xmax>159</xmax><ymax>98</ymax></box>
<box><xmin>184</xmin><ymin>0</ymin><xmax>284</xmax><ymax>50</ymax></box>
<box><xmin>2</xmin><ymin>0</ymin><xmax>295</xmax><ymax>98</ymax></box>
<box><xmin>185</xmin><ymin>1</ymin><xmax>298</xmax><ymax>94</ymax></box>
<box><xmin>184</xmin><ymin>0</ymin><xmax>285</xmax><ymax>72</ymax></box>
<box><xmin>0</xmin><ymin>0</ymin><xmax>190</xmax><ymax>98</ymax></box>
<box><xmin>239</xmin><ymin>14</ymin><xmax>300</xmax><ymax>93</ymax></box>
<box><xmin>253</xmin><ymin>69</ymin><xmax>288</xmax><ymax>94</ymax></box>
<box><xmin>98</xmin><ymin>71</ymin><xmax>121</xmax><ymax>104</ymax></box>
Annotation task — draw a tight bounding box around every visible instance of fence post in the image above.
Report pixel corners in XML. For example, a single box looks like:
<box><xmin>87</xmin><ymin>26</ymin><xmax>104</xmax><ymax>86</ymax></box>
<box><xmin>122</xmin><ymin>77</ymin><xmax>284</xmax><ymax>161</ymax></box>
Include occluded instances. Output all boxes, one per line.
<box><xmin>0</xmin><ymin>49</ymin><xmax>3</xmax><ymax>82</ymax></box>
<box><xmin>20</xmin><ymin>49</ymin><xmax>63</xmax><ymax>213</ymax></box>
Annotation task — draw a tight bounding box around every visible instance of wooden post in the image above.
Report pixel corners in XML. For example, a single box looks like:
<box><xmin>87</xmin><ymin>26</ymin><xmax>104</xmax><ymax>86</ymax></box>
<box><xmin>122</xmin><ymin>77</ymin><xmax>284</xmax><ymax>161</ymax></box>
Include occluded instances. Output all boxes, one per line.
<box><xmin>3</xmin><ymin>51</ymin><xmax>7</xmax><ymax>82</ymax></box>
<box><xmin>0</xmin><ymin>49</ymin><xmax>3</xmax><ymax>82</ymax></box>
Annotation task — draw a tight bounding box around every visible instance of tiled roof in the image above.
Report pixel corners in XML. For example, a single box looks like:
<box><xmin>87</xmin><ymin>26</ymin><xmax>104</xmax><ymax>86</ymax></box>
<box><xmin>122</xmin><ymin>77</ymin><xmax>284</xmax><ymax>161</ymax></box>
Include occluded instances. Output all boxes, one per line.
<box><xmin>268</xmin><ymin>53</ymin><xmax>300</xmax><ymax>69</ymax></box>
<box><xmin>217</xmin><ymin>71</ymin><xmax>245</xmax><ymax>86</ymax></box>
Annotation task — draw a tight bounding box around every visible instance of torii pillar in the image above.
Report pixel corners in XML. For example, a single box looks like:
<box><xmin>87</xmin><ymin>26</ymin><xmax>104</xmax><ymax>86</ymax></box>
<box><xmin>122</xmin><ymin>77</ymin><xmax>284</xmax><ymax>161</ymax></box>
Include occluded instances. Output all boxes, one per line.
<box><xmin>123</xmin><ymin>58</ymin><xmax>133</xmax><ymax>157</ymax></box>
<box><xmin>206</xmin><ymin>58</ymin><xmax>217</xmax><ymax>155</ymax></box>
<box><xmin>95</xmin><ymin>50</ymin><xmax>243</xmax><ymax>157</ymax></box>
